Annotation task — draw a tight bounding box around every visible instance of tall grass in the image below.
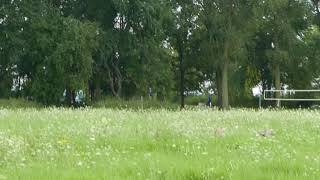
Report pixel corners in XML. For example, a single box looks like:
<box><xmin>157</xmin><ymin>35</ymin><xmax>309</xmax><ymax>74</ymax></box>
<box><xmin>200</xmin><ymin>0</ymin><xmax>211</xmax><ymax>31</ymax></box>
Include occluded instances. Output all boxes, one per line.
<box><xmin>0</xmin><ymin>108</ymin><xmax>319</xmax><ymax>179</ymax></box>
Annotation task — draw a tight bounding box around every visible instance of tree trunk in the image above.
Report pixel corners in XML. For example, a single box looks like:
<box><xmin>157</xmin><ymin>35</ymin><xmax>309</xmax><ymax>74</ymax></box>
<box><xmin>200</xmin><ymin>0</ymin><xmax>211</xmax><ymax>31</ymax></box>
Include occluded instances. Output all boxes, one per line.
<box><xmin>66</xmin><ymin>88</ymin><xmax>74</xmax><ymax>107</ymax></box>
<box><xmin>17</xmin><ymin>76</ymin><xmax>21</xmax><ymax>97</ymax></box>
<box><xmin>220</xmin><ymin>7</ymin><xmax>232</xmax><ymax>110</ymax></box>
<box><xmin>220</xmin><ymin>38</ymin><xmax>230</xmax><ymax>110</ymax></box>
<box><xmin>179</xmin><ymin>48</ymin><xmax>185</xmax><ymax>109</ymax></box>
<box><xmin>216</xmin><ymin>70</ymin><xmax>222</xmax><ymax>108</ymax></box>
<box><xmin>71</xmin><ymin>90</ymin><xmax>76</xmax><ymax>106</ymax></box>
<box><xmin>221</xmin><ymin>61</ymin><xmax>229</xmax><ymax>110</ymax></box>
<box><xmin>89</xmin><ymin>80</ymin><xmax>95</xmax><ymax>101</ymax></box>
<box><xmin>274</xmin><ymin>63</ymin><xmax>281</xmax><ymax>107</ymax></box>
<box><xmin>313</xmin><ymin>1</ymin><xmax>320</xmax><ymax>27</ymax></box>
<box><xmin>109</xmin><ymin>78</ymin><xmax>121</xmax><ymax>98</ymax></box>
<box><xmin>114</xmin><ymin>65</ymin><xmax>122</xmax><ymax>97</ymax></box>
<box><xmin>105</xmin><ymin>57</ymin><xmax>122</xmax><ymax>98</ymax></box>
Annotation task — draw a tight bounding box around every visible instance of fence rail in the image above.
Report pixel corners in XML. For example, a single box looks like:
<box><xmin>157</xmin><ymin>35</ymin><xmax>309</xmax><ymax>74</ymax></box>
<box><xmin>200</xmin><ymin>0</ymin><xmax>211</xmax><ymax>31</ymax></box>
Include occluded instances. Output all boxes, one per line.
<box><xmin>263</xmin><ymin>90</ymin><xmax>320</xmax><ymax>102</ymax></box>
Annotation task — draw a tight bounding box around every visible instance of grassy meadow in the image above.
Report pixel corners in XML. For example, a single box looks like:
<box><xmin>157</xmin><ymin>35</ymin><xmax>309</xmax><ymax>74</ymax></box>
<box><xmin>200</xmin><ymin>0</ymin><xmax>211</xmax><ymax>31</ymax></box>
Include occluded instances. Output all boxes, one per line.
<box><xmin>0</xmin><ymin>108</ymin><xmax>319</xmax><ymax>179</ymax></box>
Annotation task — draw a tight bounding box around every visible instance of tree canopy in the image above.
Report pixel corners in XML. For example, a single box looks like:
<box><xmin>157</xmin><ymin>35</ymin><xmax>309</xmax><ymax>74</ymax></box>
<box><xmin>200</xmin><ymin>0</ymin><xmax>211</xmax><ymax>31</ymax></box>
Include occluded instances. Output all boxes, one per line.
<box><xmin>1</xmin><ymin>0</ymin><xmax>320</xmax><ymax>108</ymax></box>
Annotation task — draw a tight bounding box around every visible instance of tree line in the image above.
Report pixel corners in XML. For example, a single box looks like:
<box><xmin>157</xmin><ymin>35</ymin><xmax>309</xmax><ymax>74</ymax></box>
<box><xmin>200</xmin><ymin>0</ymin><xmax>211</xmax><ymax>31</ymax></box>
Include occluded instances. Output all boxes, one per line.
<box><xmin>0</xmin><ymin>0</ymin><xmax>320</xmax><ymax>109</ymax></box>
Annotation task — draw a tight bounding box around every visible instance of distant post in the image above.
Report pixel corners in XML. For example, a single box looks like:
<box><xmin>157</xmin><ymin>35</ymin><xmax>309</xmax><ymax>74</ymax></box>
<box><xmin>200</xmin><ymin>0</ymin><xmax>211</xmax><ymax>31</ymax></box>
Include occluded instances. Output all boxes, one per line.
<box><xmin>141</xmin><ymin>96</ymin><xmax>144</xmax><ymax>110</ymax></box>
<box><xmin>259</xmin><ymin>95</ymin><xmax>262</xmax><ymax>109</ymax></box>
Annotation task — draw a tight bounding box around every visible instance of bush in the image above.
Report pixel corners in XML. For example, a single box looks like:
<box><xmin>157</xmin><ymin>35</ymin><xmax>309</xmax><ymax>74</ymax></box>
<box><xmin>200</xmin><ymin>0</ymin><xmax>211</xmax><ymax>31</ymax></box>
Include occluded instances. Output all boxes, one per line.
<box><xmin>0</xmin><ymin>98</ymin><xmax>41</xmax><ymax>109</ymax></box>
<box><xmin>185</xmin><ymin>95</ymin><xmax>216</xmax><ymax>106</ymax></box>
<box><xmin>92</xmin><ymin>96</ymin><xmax>179</xmax><ymax>110</ymax></box>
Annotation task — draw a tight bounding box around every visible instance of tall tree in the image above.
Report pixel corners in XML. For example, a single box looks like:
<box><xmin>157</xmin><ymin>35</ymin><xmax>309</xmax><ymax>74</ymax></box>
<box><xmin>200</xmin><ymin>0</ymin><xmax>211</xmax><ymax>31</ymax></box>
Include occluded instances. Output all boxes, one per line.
<box><xmin>2</xmin><ymin>1</ymin><xmax>98</xmax><ymax>105</ymax></box>
<box><xmin>86</xmin><ymin>0</ymin><xmax>174</xmax><ymax>99</ymax></box>
<box><xmin>256</xmin><ymin>0</ymin><xmax>311</xmax><ymax>106</ymax></box>
<box><xmin>198</xmin><ymin>0</ymin><xmax>256</xmax><ymax>109</ymax></box>
<box><xmin>0</xmin><ymin>0</ymin><xmax>31</xmax><ymax>97</ymax></box>
<box><xmin>167</xmin><ymin>0</ymin><xmax>199</xmax><ymax>109</ymax></box>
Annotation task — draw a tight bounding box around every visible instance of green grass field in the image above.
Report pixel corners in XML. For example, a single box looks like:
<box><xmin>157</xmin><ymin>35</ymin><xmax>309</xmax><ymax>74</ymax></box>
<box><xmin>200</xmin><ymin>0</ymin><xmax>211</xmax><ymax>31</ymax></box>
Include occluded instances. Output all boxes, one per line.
<box><xmin>0</xmin><ymin>108</ymin><xmax>319</xmax><ymax>180</ymax></box>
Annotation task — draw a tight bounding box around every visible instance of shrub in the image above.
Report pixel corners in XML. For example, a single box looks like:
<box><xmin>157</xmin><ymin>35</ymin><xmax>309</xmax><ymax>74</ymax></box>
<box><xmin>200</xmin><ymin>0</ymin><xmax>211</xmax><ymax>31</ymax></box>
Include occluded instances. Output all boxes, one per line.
<box><xmin>0</xmin><ymin>98</ymin><xmax>41</xmax><ymax>109</ymax></box>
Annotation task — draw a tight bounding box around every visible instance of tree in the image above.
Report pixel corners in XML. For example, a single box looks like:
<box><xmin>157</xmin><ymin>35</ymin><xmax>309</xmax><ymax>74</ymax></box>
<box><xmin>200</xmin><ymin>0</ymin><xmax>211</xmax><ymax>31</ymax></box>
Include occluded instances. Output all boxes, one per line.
<box><xmin>30</xmin><ymin>17</ymin><xmax>97</xmax><ymax>105</ymax></box>
<box><xmin>255</xmin><ymin>0</ymin><xmax>311</xmax><ymax>107</ymax></box>
<box><xmin>197</xmin><ymin>0</ymin><xmax>257</xmax><ymax>109</ymax></box>
<box><xmin>0</xmin><ymin>0</ymin><xmax>32</xmax><ymax>97</ymax></box>
<box><xmin>3</xmin><ymin>1</ymin><xmax>98</xmax><ymax>105</ymax></box>
<box><xmin>166</xmin><ymin>0</ymin><xmax>200</xmax><ymax>109</ymax></box>
<box><xmin>84</xmin><ymin>0</ymin><xmax>174</xmax><ymax>99</ymax></box>
<box><xmin>1</xmin><ymin>0</ymin><xmax>319</xmax><ymax>109</ymax></box>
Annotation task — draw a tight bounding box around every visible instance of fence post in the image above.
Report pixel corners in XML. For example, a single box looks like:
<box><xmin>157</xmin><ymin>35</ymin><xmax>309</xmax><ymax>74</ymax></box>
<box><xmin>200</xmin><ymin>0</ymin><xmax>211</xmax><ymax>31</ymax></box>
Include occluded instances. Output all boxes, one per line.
<box><xmin>141</xmin><ymin>96</ymin><xmax>144</xmax><ymax>110</ymax></box>
<box><xmin>259</xmin><ymin>95</ymin><xmax>262</xmax><ymax>109</ymax></box>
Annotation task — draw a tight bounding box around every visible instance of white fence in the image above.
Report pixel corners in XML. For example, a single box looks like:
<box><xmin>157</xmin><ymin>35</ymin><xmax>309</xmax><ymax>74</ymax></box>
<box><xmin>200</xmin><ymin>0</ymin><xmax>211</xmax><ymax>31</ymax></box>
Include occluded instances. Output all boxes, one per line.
<box><xmin>264</xmin><ymin>90</ymin><xmax>320</xmax><ymax>101</ymax></box>
<box><xmin>260</xmin><ymin>89</ymin><xmax>320</xmax><ymax>108</ymax></box>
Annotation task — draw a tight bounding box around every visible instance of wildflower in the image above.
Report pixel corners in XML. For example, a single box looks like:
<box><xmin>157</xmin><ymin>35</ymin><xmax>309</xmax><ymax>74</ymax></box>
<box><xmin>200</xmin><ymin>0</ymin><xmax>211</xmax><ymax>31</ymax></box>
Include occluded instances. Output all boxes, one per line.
<box><xmin>77</xmin><ymin>161</ymin><xmax>83</xmax><ymax>166</ymax></box>
<box><xmin>57</xmin><ymin>139</ymin><xmax>68</xmax><ymax>145</ymax></box>
<box><xmin>202</xmin><ymin>152</ymin><xmax>208</xmax><ymax>155</ymax></box>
